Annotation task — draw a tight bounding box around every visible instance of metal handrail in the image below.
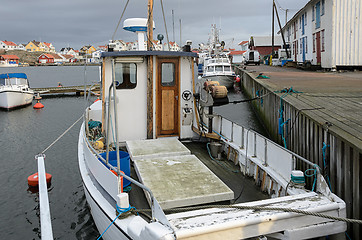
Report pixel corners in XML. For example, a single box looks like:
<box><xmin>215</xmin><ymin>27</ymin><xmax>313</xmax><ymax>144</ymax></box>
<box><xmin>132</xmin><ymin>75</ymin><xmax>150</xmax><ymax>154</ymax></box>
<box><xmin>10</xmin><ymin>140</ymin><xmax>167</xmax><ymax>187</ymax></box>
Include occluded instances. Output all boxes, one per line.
<box><xmin>216</xmin><ymin>115</ymin><xmax>321</xmax><ymax>174</ymax></box>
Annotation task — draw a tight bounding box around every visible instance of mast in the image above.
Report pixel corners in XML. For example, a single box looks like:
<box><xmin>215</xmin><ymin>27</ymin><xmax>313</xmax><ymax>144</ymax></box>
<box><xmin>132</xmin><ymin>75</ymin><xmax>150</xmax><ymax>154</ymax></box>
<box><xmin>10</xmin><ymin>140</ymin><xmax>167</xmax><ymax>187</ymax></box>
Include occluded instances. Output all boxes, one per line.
<box><xmin>147</xmin><ymin>0</ymin><xmax>154</xmax><ymax>139</ymax></box>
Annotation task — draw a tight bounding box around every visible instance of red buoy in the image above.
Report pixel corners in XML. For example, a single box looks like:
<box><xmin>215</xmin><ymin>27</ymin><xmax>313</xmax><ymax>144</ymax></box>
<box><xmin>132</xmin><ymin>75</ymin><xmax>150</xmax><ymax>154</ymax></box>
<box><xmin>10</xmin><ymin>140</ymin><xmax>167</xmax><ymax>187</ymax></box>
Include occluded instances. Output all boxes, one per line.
<box><xmin>27</xmin><ymin>172</ymin><xmax>52</xmax><ymax>187</ymax></box>
<box><xmin>33</xmin><ymin>102</ymin><xmax>44</xmax><ymax>109</ymax></box>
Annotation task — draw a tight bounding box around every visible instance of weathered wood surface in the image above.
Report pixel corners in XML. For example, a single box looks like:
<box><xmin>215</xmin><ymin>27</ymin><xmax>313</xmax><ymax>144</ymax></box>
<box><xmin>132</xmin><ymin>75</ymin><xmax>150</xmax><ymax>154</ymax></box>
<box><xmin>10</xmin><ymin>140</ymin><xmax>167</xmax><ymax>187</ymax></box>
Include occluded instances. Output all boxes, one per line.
<box><xmin>33</xmin><ymin>84</ymin><xmax>99</xmax><ymax>95</ymax></box>
<box><xmin>236</xmin><ymin>65</ymin><xmax>361</xmax><ymax>238</ymax></box>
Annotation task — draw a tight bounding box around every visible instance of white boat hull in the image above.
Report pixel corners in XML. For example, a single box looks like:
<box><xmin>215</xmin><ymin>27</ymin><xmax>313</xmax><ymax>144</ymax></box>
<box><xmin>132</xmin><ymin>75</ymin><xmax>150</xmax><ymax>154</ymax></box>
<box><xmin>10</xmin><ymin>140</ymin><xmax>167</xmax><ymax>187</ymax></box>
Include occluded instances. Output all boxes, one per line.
<box><xmin>0</xmin><ymin>90</ymin><xmax>33</xmax><ymax>109</ymax></box>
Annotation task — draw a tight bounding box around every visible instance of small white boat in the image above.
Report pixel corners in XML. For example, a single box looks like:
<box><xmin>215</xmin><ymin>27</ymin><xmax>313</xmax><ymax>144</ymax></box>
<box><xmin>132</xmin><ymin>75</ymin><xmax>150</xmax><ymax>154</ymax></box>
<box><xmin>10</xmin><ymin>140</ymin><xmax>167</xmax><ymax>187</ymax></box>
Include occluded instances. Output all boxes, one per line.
<box><xmin>0</xmin><ymin>73</ymin><xmax>34</xmax><ymax>109</ymax></box>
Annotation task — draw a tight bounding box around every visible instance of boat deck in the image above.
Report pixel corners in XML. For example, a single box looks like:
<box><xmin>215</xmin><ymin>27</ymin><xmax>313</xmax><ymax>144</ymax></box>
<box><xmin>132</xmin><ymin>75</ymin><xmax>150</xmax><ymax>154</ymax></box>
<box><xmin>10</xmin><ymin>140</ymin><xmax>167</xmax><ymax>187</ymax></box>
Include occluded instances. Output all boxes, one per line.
<box><xmin>126</xmin><ymin>138</ymin><xmax>235</xmax><ymax>209</ymax></box>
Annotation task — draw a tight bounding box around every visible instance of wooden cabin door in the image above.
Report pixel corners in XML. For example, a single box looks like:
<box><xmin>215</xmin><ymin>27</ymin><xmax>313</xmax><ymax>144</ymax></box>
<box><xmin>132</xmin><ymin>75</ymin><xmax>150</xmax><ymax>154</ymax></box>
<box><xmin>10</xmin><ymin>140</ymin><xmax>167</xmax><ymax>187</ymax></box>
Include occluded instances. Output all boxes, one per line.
<box><xmin>156</xmin><ymin>58</ymin><xmax>179</xmax><ymax>137</ymax></box>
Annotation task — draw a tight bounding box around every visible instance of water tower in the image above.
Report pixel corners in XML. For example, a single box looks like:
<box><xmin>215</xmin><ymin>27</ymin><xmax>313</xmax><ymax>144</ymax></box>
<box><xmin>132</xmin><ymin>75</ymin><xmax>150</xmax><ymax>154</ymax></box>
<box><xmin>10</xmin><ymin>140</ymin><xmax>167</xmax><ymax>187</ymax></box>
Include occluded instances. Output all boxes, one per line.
<box><xmin>123</xmin><ymin>18</ymin><xmax>155</xmax><ymax>50</ymax></box>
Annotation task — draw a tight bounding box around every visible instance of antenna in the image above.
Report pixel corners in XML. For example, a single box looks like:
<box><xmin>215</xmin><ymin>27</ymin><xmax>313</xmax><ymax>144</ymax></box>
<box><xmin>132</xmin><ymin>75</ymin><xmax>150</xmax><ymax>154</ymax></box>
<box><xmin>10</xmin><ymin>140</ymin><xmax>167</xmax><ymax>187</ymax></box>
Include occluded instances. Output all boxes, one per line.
<box><xmin>172</xmin><ymin>10</ymin><xmax>175</xmax><ymax>43</ymax></box>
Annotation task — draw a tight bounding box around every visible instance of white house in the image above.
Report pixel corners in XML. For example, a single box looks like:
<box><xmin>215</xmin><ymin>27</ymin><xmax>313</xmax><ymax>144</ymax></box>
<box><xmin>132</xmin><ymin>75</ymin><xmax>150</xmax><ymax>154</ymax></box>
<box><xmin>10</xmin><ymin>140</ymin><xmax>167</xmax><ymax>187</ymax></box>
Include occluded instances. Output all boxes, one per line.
<box><xmin>281</xmin><ymin>0</ymin><xmax>362</xmax><ymax>69</ymax></box>
<box><xmin>0</xmin><ymin>41</ymin><xmax>17</xmax><ymax>50</ymax></box>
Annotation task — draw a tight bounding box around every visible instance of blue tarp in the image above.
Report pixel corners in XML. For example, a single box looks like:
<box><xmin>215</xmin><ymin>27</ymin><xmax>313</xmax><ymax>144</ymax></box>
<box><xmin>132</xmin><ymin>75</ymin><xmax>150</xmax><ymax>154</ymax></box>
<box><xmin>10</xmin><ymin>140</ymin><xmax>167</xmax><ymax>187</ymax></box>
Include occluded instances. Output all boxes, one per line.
<box><xmin>0</xmin><ymin>73</ymin><xmax>27</xmax><ymax>80</ymax></box>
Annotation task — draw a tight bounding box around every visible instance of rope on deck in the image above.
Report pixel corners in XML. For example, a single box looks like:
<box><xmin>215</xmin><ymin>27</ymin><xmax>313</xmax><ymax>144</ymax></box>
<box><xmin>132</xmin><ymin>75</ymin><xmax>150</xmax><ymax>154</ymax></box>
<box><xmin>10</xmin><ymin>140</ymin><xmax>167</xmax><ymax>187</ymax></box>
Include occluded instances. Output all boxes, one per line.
<box><xmin>132</xmin><ymin>204</ymin><xmax>362</xmax><ymax>225</ymax></box>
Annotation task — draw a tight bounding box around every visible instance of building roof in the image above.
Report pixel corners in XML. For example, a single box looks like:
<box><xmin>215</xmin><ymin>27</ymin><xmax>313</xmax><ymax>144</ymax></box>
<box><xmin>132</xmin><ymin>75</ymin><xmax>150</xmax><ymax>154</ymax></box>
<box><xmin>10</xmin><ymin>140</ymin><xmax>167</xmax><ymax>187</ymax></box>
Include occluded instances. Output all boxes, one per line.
<box><xmin>40</xmin><ymin>53</ymin><xmax>55</xmax><ymax>59</ymax></box>
<box><xmin>1</xmin><ymin>55</ymin><xmax>19</xmax><ymax>59</ymax></box>
<box><xmin>43</xmin><ymin>42</ymin><xmax>53</xmax><ymax>48</ymax></box>
<box><xmin>229</xmin><ymin>50</ymin><xmax>246</xmax><ymax>55</ymax></box>
<box><xmin>238</xmin><ymin>41</ymin><xmax>249</xmax><ymax>46</ymax></box>
<box><xmin>2</xmin><ymin>41</ymin><xmax>17</xmax><ymax>46</ymax></box>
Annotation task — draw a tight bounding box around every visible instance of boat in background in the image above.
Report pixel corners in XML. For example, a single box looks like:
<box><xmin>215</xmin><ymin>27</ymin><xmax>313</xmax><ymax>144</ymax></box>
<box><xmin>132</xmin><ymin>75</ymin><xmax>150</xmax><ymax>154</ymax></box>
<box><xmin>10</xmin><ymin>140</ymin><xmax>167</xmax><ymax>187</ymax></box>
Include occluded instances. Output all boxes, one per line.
<box><xmin>0</xmin><ymin>73</ymin><xmax>34</xmax><ymax>109</ymax></box>
<box><xmin>202</xmin><ymin>53</ymin><xmax>236</xmax><ymax>88</ymax></box>
<box><xmin>199</xmin><ymin>24</ymin><xmax>236</xmax><ymax>88</ymax></box>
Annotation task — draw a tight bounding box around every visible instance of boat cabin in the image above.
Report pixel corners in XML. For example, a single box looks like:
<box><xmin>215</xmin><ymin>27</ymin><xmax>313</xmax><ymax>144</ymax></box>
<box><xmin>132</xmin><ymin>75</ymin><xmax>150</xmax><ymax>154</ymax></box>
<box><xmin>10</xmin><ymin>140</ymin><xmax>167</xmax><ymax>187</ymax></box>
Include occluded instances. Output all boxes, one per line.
<box><xmin>99</xmin><ymin>50</ymin><xmax>197</xmax><ymax>142</ymax></box>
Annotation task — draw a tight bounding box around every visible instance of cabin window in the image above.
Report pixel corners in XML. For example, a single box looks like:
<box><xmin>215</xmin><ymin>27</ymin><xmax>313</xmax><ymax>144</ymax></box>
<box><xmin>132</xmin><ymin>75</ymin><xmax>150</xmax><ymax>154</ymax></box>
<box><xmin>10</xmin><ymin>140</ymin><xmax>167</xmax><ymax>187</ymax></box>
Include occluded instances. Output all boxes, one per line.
<box><xmin>224</xmin><ymin>66</ymin><xmax>231</xmax><ymax>72</ymax></box>
<box><xmin>207</xmin><ymin>66</ymin><xmax>214</xmax><ymax>72</ymax></box>
<box><xmin>115</xmin><ymin>62</ymin><xmax>137</xmax><ymax>89</ymax></box>
<box><xmin>161</xmin><ymin>63</ymin><xmax>175</xmax><ymax>86</ymax></box>
<box><xmin>0</xmin><ymin>79</ymin><xmax>5</xmax><ymax>86</ymax></box>
<box><xmin>215</xmin><ymin>66</ymin><xmax>223</xmax><ymax>72</ymax></box>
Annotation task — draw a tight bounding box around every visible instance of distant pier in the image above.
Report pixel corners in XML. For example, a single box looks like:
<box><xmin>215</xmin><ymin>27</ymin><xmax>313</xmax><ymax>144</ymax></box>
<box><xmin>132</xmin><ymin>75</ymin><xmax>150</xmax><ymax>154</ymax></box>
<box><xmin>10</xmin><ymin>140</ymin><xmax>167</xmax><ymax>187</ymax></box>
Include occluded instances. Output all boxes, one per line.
<box><xmin>33</xmin><ymin>84</ymin><xmax>100</xmax><ymax>97</ymax></box>
<box><xmin>235</xmin><ymin>65</ymin><xmax>361</xmax><ymax>238</ymax></box>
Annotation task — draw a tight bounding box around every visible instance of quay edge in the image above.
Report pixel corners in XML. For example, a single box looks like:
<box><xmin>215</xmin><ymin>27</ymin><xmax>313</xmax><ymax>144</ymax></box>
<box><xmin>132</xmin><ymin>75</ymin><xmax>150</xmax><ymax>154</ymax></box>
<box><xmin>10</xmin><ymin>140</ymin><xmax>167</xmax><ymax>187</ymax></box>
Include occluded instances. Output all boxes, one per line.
<box><xmin>235</xmin><ymin>66</ymin><xmax>362</xmax><ymax>239</ymax></box>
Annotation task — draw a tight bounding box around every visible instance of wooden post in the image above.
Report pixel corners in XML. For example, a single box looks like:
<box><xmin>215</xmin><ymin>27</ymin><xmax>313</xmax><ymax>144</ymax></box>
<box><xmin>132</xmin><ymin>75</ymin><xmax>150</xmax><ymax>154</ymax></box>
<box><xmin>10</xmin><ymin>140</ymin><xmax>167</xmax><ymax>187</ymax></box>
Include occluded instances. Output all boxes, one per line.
<box><xmin>147</xmin><ymin>0</ymin><xmax>154</xmax><ymax>139</ymax></box>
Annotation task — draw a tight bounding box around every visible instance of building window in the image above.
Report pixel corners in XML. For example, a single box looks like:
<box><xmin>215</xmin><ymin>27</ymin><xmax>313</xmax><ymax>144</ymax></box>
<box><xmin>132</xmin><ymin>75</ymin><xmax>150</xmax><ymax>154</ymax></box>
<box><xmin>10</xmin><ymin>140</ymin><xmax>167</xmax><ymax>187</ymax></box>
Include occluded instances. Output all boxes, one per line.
<box><xmin>300</xmin><ymin>39</ymin><xmax>302</xmax><ymax>54</ymax></box>
<box><xmin>316</xmin><ymin>1</ymin><xmax>321</xmax><ymax>29</ymax></box>
<box><xmin>321</xmin><ymin>0</ymin><xmax>325</xmax><ymax>16</ymax></box>
<box><xmin>305</xmin><ymin>12</ymin><xmax>307</xmax><ymax>25</ymax></box>
<box><xmin>296</xmin><ymin>40</ymin><xmax>298</xmax><ymax>55</ymax></box>
<box><xmin>305</xmin><ymin>37</ymin><xmax>308</xmax><ymax>53</ymax></box>
<box><xmin>312</xmin><ymin>6</ymin><xmax>315</xmax><ymax>21</ymax></box>
<box><xmin>313</xmin><ymin>33</ymin><xmax>316</xmax><ymax>52</ymax></box>
<box><xmin>321</xmin><ymin>29</ymin><xmax>325</xmax><ymax>52</ymax></box>
<box><xmin>115</xmin><ymin>62</ymin><xmax>137</xmax><ymax>89</ymax></box>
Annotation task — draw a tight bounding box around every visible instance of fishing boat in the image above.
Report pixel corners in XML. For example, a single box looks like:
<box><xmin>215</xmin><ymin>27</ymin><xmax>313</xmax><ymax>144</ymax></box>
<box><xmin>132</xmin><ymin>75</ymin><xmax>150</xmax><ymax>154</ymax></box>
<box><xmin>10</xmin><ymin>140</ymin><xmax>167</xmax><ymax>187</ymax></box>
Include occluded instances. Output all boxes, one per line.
<box><xmin>202</xmin><ymin>54</ymin><xmax>236</xmax><ymax>88</ymax></box>
<box><xmin>0</xmin><ymin>73</ymin><xmax>34</xmax><ymax>109</ymax></box>
<box><xmin>77</xmin><ymin>5</ymin><xmax>347</xmax><ymax>240</ymax></box>
<box><xmin>198</xmin><ymin>25</ymin><xmax>236</xmax><ymax>88</ymax></box>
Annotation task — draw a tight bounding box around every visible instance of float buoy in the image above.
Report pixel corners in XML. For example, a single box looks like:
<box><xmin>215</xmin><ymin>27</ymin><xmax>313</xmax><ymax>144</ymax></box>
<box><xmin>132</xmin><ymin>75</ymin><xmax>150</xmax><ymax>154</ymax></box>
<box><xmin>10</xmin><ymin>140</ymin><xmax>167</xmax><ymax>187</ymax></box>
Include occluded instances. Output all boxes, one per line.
<box><xmin>33</xmin><ymin>93</ymin><xmax>44</xmax><ymax>109</ymax></box>
<box><xmin>33</xmin><ymin>102</ymin><xmax>44</xmax><ymax>109</ymax></box>
<box><xmin>27</xmin><ymin>172</ymin><xmax>52</xmax><ymax>187</ymax></box>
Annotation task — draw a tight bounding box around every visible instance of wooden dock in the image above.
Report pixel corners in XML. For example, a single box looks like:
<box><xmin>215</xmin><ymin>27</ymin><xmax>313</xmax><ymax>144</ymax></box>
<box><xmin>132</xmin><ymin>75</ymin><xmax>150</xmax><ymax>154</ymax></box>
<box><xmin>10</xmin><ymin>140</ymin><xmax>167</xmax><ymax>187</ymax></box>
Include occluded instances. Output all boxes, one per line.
<box><xmin>33</xmin><ymin>84</ymin><xmax>100</xmax><ymax>96</ymax></box>
<box><xmin>235</xmin><ymin>65</ymin><xmax>361</xmax><ymax>239</ymax></box>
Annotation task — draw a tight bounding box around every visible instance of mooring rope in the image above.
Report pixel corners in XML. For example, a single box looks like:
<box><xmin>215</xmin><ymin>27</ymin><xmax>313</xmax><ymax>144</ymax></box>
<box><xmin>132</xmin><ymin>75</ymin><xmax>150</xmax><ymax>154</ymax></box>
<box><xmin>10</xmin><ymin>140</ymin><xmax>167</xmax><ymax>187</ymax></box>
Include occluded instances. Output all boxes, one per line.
<box><xmin>132</xmin><ymin>204</ymin><xmax>362</xmax><ymax>225</ymax></box>
<box><xmin>41</xmin><ymin>115</ymin><xmax>83</xmax><ymax>154</ymax></box>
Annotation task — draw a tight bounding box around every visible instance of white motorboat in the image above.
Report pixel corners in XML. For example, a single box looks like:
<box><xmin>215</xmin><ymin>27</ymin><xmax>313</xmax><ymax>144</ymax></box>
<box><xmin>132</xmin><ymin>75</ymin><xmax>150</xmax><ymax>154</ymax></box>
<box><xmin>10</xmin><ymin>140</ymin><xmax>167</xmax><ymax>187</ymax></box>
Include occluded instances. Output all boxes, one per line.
<box><xmin>198</xmin><ymin>25</ymin><xmax>236</xmax><ymax>88</ymax></box>
<box><xmin>77</xmin><ymin>6</ymin><xmax>347</xmax><ymax>240</ymax></box>
<box><xmin>202</xmin><ymin>55</ymin><xmax>236</xmax><ymax>88</ymax></box>
<box><xmin>0</xmin><ymin>73</ymin><xmax>34</xmax><ymax>109</ymax></box>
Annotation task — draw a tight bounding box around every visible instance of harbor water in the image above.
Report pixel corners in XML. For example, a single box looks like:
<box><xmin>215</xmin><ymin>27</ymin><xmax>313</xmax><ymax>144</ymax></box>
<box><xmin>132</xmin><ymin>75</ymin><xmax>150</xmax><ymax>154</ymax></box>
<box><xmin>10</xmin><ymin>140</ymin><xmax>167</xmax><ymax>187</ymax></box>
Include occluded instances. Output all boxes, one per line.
<box><xmin>0</xmin><ymin>66</ymin><xmax>265</xmax><ymax>239</ymax></box>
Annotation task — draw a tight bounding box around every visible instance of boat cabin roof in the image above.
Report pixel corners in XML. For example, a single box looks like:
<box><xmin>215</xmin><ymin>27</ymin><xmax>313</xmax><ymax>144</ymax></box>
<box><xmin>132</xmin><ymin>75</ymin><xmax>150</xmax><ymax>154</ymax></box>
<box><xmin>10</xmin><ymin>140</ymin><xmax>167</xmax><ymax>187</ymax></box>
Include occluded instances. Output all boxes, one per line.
<box><xmin>0</xmin><ymin>73</ymin><xmax>27</xmax><ymax>80</ymax></box>
<box><xmin>101</xmin><ymin>50</ymin><xmax>197</xmax><ymax>58</ymax></box>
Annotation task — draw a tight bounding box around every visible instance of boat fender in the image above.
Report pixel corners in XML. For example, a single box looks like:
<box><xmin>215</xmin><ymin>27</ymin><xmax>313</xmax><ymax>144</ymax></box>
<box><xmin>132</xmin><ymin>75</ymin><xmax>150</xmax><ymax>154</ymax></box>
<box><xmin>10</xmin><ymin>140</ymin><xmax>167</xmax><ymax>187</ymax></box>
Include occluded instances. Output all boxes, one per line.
<box><xmin>204</xmin><ymin>81</ymin><xmax>219</xmax><ymax>91</ymax></box>
<box><xmin>27</xmin><ymin>172</ymin><xmax>52</xmax><ymax>187</ymax></box>
<box><xmin>210</xmin><ymin>85</ymin><xmax>228</xmax><ymax>99</ymax></box>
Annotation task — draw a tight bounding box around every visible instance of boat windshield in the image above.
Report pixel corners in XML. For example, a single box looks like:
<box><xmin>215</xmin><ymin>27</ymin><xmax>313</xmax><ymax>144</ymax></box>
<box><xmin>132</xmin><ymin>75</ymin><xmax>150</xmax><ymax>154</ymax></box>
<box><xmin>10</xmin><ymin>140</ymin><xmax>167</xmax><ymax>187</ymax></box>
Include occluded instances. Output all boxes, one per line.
<box><xmin>17</xmin><ymin>78</ymin><xmax>28</xmax><ymax>85</ymax></box>
<box><xmin>207</xmin><ymin>66</ymin><xmax>214</xmax><ymax>72</ymax></box>
<box><xmin>0</xmin><ymin>79</ymin><xmax>6</xmax><ymax>86</ymax></box>
<box><xmin>215</xmin><ymin>66</ymin><xmax>223</xmax><ymax>72</ymax></box>
<box><xmin>224</xmin><ymin>66</ymin><xmax>231</xmax><ymax>72</ymax></box>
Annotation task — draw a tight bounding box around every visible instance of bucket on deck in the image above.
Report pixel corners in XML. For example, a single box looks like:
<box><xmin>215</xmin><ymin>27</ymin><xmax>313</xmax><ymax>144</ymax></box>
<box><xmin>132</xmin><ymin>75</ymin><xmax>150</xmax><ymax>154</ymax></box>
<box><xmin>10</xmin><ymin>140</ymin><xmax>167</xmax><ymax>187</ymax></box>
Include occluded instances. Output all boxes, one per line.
<box><xmin>209</xmin><ymin>142</ymin><xmax>223</xmax><ymax>159</ymax></box>
<box><xmin>100</xmin><ymin>151</ymin><xmax>131</xmax><ymax>187</ymax></box>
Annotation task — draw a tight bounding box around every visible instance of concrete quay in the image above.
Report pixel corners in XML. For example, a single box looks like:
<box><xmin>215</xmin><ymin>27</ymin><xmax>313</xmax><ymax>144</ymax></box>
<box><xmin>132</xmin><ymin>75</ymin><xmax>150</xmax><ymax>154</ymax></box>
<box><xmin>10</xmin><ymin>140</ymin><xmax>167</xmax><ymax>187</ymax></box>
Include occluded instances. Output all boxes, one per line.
<box><xmin>235</xmin><ymin>65</ymin><xmax>361</xmax><ymax>238</ymax></box>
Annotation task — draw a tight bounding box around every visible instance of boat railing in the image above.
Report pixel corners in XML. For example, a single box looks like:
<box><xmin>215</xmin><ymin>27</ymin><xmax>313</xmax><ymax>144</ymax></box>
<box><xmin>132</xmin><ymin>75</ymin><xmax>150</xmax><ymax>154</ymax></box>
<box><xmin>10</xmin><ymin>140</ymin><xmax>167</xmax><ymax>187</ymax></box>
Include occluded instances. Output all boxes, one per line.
<box><xmin>82</xmin><ymin>119</ymin><xmax>173</xmax><ymax>230</ymax></box>
<box><xmin>210</xmin><ymin>114</ymin><xmax>324</xmax><ymax>192</ymax></box>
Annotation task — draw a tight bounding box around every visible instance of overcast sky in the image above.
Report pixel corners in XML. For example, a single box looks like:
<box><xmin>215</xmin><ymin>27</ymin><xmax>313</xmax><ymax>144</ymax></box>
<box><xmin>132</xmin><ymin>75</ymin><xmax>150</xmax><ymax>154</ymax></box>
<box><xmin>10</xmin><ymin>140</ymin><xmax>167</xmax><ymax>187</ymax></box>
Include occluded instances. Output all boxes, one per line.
<box><xmin>1</xmin><ymin>0</ymin><xmax>309</xmax><ymax>50</ymax></box>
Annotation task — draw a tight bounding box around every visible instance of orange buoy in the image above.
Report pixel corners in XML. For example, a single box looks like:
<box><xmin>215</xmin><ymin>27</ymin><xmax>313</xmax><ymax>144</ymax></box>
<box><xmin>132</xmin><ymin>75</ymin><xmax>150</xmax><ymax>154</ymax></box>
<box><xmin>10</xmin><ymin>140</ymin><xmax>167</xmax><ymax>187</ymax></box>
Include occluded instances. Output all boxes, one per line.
<box><xmin>33</xmin><ymin>93</ymin><xmax>44</xmax><ymax>109</ymax></box>
<box><xmin>33</xmin><ymin>102</ymin><xmax>44</xmax><ymax>109</ymax></box>
<box><xmin>27</xmin><ymin>172</ymin><xmax>52</xmax><ymax>187</ymax></box>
